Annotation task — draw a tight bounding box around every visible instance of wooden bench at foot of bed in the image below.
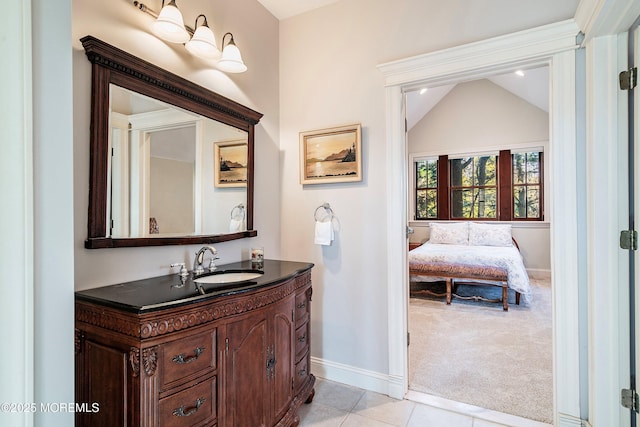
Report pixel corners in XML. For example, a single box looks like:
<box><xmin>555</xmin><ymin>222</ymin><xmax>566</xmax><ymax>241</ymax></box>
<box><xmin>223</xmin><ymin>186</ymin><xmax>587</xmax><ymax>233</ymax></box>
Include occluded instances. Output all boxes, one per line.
<box><xmin>409</xmin><ymin>262</ymin><xmax>520</xmax><ymax>311</ymax></box>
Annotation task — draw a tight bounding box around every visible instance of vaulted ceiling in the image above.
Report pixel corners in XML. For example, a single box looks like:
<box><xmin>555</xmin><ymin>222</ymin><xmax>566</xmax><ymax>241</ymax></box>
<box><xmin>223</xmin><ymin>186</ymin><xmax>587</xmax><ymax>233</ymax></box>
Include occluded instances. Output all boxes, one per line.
<box><xmin>406</xmin><ymin>66</ymin><xmax>549</xmax><ymax>130</ymax></box>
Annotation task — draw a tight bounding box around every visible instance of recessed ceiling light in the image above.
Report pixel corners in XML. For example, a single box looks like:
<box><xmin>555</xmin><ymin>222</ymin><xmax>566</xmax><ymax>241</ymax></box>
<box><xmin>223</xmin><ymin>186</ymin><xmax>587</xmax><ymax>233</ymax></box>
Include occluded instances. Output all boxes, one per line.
<box><xmin>515</xmin><ymin>70</ymin><xmax>525</xmax><ymax>77</ymax></box>
<box><xmin>419</xmin><ymin>88</ymin><xmax>428</xmax><ymax>95</ymax></box>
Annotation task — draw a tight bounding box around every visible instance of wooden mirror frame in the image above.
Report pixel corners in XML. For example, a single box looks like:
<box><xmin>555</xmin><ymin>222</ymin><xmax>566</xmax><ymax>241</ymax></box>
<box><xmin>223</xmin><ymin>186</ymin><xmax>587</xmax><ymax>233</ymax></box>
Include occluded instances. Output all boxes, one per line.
<box><xmin>82</xmin><ymin>36</ymin><xmax>262</xmax><ymax>249</ymax></box>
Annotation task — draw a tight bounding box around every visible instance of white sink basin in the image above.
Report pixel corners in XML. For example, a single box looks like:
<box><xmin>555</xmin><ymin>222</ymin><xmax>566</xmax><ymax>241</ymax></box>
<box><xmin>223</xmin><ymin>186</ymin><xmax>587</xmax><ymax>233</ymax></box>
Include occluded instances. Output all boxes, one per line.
<box><xmin>194</xmin><ymin>272</ymin><xmax>263</xmax><ymax>284</ymax></box>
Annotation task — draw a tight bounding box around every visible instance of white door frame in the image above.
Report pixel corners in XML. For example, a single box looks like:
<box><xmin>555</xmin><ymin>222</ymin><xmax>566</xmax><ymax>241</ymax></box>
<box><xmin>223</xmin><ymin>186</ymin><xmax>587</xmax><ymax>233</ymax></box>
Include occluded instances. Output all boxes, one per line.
<box><xmin>378</xmin><ymin>19</ymin><xmax>583</xmax><ymax>425</ymax></box>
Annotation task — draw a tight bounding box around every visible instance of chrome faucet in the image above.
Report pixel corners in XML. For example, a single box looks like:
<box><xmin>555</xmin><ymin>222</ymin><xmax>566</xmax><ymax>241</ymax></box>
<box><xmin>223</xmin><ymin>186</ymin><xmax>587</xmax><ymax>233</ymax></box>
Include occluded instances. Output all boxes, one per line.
<box><xmin>193</xmin><ymin>246</ymin><xmax>219</xmax><ymax>275</ymax></box>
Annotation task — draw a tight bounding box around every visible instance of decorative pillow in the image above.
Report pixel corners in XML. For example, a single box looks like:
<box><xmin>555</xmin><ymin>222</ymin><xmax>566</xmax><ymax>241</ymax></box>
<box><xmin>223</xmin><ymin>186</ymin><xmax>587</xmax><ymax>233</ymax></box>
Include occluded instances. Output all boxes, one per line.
<box><xmin>428</xmin><ymin>222</ymin><xmax>469</xmax><ymax>245</ymax></box>
<box><xmin>468</xmin><ymin>222</ymin><xmax>513</xmax><ymax>247</ymax></box>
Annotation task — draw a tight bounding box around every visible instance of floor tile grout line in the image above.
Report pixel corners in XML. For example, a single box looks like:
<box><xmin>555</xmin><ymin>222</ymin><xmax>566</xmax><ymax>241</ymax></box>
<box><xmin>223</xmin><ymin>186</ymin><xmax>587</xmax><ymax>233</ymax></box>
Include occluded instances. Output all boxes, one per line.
<box><xmin>404</xmin><ymin>402</ymin><xmax>418</xmax><ymax>427</ymax></box>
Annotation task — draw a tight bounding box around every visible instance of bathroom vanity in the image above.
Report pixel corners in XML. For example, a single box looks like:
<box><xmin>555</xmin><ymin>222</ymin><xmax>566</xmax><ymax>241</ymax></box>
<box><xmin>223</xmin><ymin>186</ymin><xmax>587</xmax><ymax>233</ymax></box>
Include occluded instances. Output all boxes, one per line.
<box><xmin>75</xmin><ymin>260</ymin><xmax>315</xmax><ymax>427</ymax></box>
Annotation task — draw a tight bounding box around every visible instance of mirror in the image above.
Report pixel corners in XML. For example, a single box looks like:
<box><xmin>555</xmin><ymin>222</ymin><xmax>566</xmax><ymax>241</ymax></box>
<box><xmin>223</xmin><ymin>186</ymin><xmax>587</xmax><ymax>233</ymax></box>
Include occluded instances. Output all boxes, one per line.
<box><xmin>82</xmin><ymin>36</ymin><xmax>262</xmax><ymax>249</ymax></box>
<box><xmin>109</xmin><ymin>85</ymin><xmax>249</xmax><ymax>238</ymax></box>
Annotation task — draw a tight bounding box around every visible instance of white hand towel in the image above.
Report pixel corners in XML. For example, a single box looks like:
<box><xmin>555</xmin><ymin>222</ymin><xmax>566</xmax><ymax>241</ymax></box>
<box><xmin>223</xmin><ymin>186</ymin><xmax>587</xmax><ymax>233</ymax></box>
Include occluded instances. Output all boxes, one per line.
<box><xmin>314</xmin><ymin>220</ymin><xmax>334</xmax><ymax>246</ymax></box>
<box><xmin>229</xmin><ymin>218</ymin><xmax>244</xmax><ymax>232</ymax></box>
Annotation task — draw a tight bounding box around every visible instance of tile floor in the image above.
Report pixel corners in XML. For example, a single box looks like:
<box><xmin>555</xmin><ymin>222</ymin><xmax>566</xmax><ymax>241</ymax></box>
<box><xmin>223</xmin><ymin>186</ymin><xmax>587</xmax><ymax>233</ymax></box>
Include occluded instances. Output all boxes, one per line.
<box><xmin>298</xmin><ymin>378</ymin><xmax>552</xmax><ymax>427</ymax></box>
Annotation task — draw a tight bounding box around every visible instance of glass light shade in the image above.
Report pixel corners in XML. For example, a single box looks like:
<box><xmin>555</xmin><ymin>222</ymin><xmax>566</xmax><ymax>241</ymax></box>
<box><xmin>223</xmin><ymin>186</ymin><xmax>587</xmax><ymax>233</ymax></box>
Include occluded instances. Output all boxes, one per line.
<box><xmin>217</xmin><ymin>43</ymin><xmax>247</xmax><ymax>73</ymax></box>
<box><xmin>151</xmin><ymin>2</ymin><xmax>190</xmax><ymax>44</ymax></box>
<box><xmin>185</xmin><ymin>25</ymin><xmax>220</xmax><ymax>59</ymax></box>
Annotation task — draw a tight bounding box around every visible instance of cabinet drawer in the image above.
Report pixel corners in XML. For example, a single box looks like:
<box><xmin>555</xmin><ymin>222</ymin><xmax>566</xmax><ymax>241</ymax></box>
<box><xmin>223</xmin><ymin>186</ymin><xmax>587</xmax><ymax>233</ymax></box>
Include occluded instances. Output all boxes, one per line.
<box><xmin>159</xmin><ymin>376</ymin><xmax>216</xmax><ymax>427</ymax></box>
<box><xmin>160</xmin><ymin>330</ymin><xmax>216</xmax><ymax>390</ymax></box>
<box><xmin>294</xmin><ymin>353</ymin><xmax>309</xmax><ymax>392</ymax></box>
<box><xmin>295</xmin><ymin>322</ymin><xmax>309</xmax><ymax>362</ymax></box>
<box><xmin>295</xmin><ymin>291</ymin><xmax>309</xmax><ymax>326</ymax></box>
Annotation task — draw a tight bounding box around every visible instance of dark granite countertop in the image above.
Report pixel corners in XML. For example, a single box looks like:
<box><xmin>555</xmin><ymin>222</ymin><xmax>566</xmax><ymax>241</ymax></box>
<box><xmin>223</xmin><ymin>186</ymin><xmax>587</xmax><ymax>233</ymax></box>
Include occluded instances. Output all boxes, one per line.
<box><xmin>75</xmin><ymin>259</ymin><xmax>313</xmax><ymax>314</ymax></box>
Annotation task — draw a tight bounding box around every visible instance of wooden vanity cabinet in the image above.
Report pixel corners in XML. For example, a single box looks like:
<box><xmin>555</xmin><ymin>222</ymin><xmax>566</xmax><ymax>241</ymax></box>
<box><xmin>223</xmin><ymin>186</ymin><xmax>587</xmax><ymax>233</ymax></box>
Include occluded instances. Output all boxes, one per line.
<box><xmin>223</xmin><ymin>294</ymin><xmax>295</xmax><ymax>426</ymax></box>
<box><xmin>75</xmin><ymin>265</ymin><xmax>314</xmax><ymax>427</ymax></box>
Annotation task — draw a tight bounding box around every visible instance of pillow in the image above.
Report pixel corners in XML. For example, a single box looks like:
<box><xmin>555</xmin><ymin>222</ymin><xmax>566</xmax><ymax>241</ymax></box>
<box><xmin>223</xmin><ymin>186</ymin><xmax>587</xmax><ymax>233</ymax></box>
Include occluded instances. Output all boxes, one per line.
<box><xmin>428</xmin><ymin>222</ymin><xmax>469</xmax><ymax>245</ymax></box>
<box><xmin>468</xmin><ymin>222</ymin><xmax>513</xmax><ymax>247</ymax></box>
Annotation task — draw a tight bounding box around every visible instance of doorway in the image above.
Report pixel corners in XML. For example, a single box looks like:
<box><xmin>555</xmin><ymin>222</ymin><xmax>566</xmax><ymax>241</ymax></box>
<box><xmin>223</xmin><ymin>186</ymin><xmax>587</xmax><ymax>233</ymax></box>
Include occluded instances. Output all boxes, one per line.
<box><xmin>378</xmin><ymin>20</ymin><xmax>583</xmax><ymax>425</ymax></box>
<box><xmin>404</xmin><ymin>69</ymin><xmax>553</xmax><ymax>423</ymax></box>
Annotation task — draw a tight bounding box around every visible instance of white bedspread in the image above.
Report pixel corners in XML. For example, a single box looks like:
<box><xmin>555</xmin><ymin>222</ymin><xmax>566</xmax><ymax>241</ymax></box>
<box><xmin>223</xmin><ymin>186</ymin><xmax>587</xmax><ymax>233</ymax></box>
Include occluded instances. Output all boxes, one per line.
<box><xmin>409</xmin><ymin>242</ymin><xmax>532</xmax><ymax>304</ymax></box>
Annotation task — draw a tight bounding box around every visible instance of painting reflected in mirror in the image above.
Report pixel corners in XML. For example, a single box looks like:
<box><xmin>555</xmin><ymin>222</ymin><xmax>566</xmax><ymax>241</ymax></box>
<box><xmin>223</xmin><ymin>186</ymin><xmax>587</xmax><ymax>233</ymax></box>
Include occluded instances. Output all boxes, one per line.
<box><xmin>214</xmin><ymin>140</ymin><xmax>248</xmax><ymax>188</ymax></box>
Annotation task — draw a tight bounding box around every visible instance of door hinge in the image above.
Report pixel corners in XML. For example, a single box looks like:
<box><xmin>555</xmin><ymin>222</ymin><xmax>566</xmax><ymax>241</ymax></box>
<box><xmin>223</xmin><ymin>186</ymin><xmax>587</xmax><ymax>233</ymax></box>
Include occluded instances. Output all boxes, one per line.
<box><xmin>620</xmin><ymin>67</ymin><xmax>637</xmax><ymax>91</ymax></box>
<box><xmin>622</xmin><ymin>388</ymin><xmax>639</xmax><ymax>412</ymax></box>
<box><xmin>407</xmin><ymin>332</ymin><xmax>410</xmax><ymax>346</ymax></box>
<box><xmin>225</xmin><ymin>338</ymin><xmax>229</xmax><ymax>356</ymax></box>
<box><xmin>620</xmin><ymin>230</ymin><xmax>638</xmax><ymax>250</ymax></box>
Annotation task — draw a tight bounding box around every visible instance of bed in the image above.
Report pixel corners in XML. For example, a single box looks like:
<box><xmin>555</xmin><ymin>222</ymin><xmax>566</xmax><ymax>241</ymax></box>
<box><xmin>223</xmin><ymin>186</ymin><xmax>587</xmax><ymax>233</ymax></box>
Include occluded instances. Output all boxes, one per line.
<box><xmin>409</xmin><ymin>222</ymin><xmax>531</xmax><ymax>310</ymax></box>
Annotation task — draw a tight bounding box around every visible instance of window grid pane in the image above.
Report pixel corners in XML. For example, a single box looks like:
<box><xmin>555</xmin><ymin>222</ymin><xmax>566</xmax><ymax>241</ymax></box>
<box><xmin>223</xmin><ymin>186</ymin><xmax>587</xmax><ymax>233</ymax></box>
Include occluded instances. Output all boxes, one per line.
<box><xmin>512</xmin><ymin>151</ymin><xmax>542</xmax><ymax>219</ymax></box>
<box><xmin>416</xmin><ymin>159</ymin><xmax>438</xmax><ymax>219</ymax></box>
<box><xmin>450</xmin><ymin>156</ymin><xmax>497</xmax><ymax>219</ymax></box>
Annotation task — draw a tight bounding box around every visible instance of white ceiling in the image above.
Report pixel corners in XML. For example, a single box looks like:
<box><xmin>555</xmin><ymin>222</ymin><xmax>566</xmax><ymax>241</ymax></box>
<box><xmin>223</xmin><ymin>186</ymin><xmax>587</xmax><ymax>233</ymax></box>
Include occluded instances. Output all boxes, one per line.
<box><xmin>406</xmin><ymin>66</ymin><xmax>549</xmax><ymax>130</ymax></box>
<box><xmin>256</xmin><ymin>0</ymin><xmax>340</xmax><ymax>20</ymax></box>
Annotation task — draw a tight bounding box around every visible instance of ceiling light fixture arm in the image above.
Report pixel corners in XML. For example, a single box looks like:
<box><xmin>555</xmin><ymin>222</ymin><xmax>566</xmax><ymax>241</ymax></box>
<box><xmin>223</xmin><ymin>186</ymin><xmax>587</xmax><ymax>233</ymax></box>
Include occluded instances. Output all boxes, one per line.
<box><xmin>194</xmin><ymin>14</ymin><xmax>208</xmax><ymax>30</ymax></box>
<box><xmin>132</xmin><ymin>1</ymin><xmax>195</xmax><ymax>35</ymax></box>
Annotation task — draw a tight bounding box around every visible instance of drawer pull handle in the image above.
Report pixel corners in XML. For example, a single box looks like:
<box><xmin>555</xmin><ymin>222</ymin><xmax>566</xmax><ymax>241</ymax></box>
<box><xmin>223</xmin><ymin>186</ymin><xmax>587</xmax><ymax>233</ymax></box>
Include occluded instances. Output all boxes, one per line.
<box><xmin>297</xmin><ymin>334</ymin><xmax>306</xmax><ymax>343</ymax></box>
<box><xmin>172</xmin><ymin>397</ymin><xmax>205</xmax><ymax>417</ymax></box>
<box><xmin>296</xmin><ymin>302</ymin><xmax>306</xmax><ymax>309</ymax></box>
<box><xmin>298</xmin><ymin>368</ymin><xmax>307</xmax><ymax>377</ymax></box>
<box><xmin>172</xmin><ymin>346</ymin><xmax>205</xmax><ymax>364</ymax></box>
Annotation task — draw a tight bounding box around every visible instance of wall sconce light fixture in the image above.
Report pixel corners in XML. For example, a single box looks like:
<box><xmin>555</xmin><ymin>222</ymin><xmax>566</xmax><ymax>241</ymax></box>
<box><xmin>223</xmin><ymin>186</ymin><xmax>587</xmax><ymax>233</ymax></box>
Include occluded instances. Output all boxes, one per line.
<box><xmin>133</xmin><ymin>0</ymin><xmax>247</xmax><ymax>73</ymax></box>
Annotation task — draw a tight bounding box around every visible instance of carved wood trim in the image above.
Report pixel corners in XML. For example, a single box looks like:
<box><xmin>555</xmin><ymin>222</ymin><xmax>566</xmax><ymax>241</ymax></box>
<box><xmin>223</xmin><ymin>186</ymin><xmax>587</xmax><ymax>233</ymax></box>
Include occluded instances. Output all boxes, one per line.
<box><xmin>77</xmin><ymin>273</ymin><xmax>312</xmax><ymax>339</ymax></box>
<box><xmin>129</xmin><ymin>347</ymin><xmax>140</xmax><ymax>377</ymax></box>
<box><xmin>75</xmin><ymin>329</ymin><xmax>83</xmax><ymax>355</ymax></box>
<box><xmin>76</xmin><ymin>304</ymin><xmax>140</xmax><ymax>337</ymax></box>
<box><xmin>129</xmin><ymin>346</ymin><xmax>159</xmax><ymax>377</ymax></box>
<box><xmin>81</xmin><ymin>36</ymin><xmax>262</xmax><ymax>126</ymax></box>
<box><xmin>140</xmin><ymin>279</ymin><xmax>299</xmax><ymax>339</ymax></box>
<box><xmin>274</xmin><ymin>373</ymin><xmax>316</xmax><ymax>427</ymax></box>
<box><xmin>294</xmin><ymin>271</ymin><xmax>311</xmax><ymax>289</ymax></box>
<box><xmin>142</xmin><ymin>347</ymin><xmax>158</xmax><ymax>376</ymax></box>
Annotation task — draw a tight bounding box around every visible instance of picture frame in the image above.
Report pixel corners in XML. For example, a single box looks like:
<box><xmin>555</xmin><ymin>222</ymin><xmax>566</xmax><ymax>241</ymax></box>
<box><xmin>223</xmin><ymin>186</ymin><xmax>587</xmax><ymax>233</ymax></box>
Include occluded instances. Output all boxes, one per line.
<box><xmin>214</xmin><ymin>140</ymin><xmax>248</xmax><ymax>187</ymax></box>
<box><xmin>299</xmin><ymin>123</ymin><xmax>362</xmax><ymax>184</ymax></box>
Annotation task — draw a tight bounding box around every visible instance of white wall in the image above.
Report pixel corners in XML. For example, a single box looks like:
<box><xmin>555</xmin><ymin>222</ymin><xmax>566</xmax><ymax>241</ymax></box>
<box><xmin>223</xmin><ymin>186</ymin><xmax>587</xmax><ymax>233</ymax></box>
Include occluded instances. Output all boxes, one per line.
<box><xmin>73</xmin><ymin>0</ymin><xmax>280</xmax><ymax>290</ymax></box>
<box><xmin>279</xmin><ymin>0</ymin><xmax>576</xmax><ymax>381</ymax></box>
<box><xmin>34</xmin><ymin>0</ymin><xmax>76</xmax><ymax>425</ymax></box>
<box><xmin>408</xmin><ymin>79</ymin><xmax>551</xmax><ymax>273</ymax></box>
<box><xmin>150</xmin><ymin>157</ymin><xmax>195</xmax><ymax>234</ymax></box>
<box><xmin>0</xmin><ymin>2</ymin><xmax>35</xmax><ymax>426</ymax></box>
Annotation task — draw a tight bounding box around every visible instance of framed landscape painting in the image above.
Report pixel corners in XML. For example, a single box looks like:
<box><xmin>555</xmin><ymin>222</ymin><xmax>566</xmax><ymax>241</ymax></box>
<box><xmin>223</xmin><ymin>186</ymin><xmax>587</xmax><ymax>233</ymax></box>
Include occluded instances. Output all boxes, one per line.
<box><xmin>299</xmin><ymin>124</ymin><xmax>362</xmax><ymax>184</ymax></box>
<box><xmin>214</xmin><ymin>140</ymin><xmax>247</xmax><ymax>187</ymax></box>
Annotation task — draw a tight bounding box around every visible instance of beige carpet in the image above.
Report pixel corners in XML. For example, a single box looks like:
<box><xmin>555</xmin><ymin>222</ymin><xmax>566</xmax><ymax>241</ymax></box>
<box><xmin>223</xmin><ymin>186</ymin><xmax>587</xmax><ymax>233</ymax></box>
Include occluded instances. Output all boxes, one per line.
<box><xmin>408</xmin><ymin>276</ymin><xmax>553</xmax><ymax>423</ymax></box>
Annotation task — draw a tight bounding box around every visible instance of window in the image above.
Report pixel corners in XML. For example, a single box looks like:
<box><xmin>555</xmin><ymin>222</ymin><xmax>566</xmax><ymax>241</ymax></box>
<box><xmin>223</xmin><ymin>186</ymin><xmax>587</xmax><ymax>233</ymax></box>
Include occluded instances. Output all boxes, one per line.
<box><xmin>413</xmin><ymin>150</ymin><xmax>543</xmax><ymax>221</ymax></box>
<box><xmin>450</xmin><ymin>155</ymin><xmax>497</xmax><ymax>219</ymax></box>
<box><xmin>512</xmin><ymin>152</ymin><xmax>542</xmax><ymax>219</ymax></box>
<box><xmin>415</xmin><ymin>159</ymin><xmax>438</xmax><ymax>219</ymax></box>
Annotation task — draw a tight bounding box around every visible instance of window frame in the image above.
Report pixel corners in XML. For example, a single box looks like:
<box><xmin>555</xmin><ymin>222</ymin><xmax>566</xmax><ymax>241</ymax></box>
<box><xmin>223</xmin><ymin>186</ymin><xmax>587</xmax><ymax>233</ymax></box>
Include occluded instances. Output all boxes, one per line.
<box><xmin>411</xmin><ymin>148</ymin><xmax>544</xmax><ymax>222</ymax></box>
<box><xmin>414</xmin><ymin>157</ymin><xmax>439</xmax><ymax>220</ymax></box>
<box><xmin>449</xmin><ymin>154</ymin><xmax>499</xmax><ymax>220</ymax></box>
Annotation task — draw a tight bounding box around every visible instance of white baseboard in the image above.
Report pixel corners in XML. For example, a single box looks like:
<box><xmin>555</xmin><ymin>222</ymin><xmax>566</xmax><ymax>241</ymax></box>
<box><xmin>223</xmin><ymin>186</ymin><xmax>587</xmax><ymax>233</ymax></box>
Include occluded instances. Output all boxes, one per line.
<box><xmin>310</xmin><ymin>356</ymin><xmax>393</xmax><ymax>397</ymax></box>
<box><xmin>526</xmin><ymin>268</ymin><xmax>552</xmax><ymax>279</ymax></box>
<box><xmin>557</xmin><ymin>412</ymin><xmax>585</xmax><ymax>426</ymax></box>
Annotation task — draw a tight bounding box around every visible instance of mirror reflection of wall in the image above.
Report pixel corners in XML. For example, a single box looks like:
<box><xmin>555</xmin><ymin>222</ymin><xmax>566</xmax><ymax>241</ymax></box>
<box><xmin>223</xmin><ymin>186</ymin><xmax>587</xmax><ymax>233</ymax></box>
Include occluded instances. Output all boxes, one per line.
<box><xmin>108</xmin><ymin>84</ymin><xmax>248</xmax><ymax>238</ymax></box>
<box><xmin>149</xmin><ymin>126</ymin><xmax>196</xmax><ymax>236</ymax></box>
